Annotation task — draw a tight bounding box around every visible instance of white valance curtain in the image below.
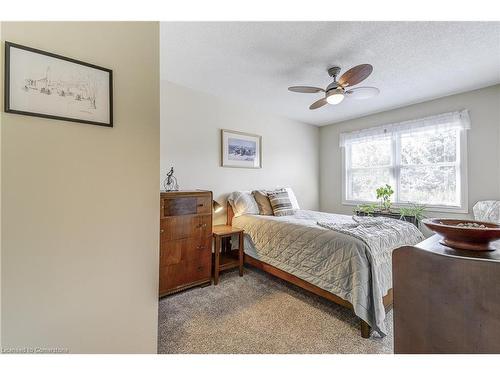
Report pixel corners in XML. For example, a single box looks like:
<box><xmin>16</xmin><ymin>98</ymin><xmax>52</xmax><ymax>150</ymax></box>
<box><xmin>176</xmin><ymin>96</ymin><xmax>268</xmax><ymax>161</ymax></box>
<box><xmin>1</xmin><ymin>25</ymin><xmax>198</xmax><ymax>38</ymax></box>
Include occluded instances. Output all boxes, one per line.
<box><xmin>339</xmin><ymin>109</ymin><xmax>471</xmax><ymax>147</ymax></box>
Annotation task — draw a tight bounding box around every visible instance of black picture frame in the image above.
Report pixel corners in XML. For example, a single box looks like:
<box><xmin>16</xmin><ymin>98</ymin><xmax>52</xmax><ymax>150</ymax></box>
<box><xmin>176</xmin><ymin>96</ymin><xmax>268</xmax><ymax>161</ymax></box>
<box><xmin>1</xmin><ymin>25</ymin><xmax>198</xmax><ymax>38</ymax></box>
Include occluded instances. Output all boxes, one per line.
<box><xmin>4</xmin><ymin>41</ymin><xmax>113</xmax><ymax>127</ymax></box>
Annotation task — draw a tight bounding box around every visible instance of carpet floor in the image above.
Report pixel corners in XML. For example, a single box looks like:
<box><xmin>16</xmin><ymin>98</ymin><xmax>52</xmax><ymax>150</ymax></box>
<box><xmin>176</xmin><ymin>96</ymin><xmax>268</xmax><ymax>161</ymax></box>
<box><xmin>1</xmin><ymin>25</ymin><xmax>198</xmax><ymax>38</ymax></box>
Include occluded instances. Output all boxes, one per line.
<box><xmin>158</xmin><ymin>267</ymin><xmax>393</xmax><ymax>354</ymax></box>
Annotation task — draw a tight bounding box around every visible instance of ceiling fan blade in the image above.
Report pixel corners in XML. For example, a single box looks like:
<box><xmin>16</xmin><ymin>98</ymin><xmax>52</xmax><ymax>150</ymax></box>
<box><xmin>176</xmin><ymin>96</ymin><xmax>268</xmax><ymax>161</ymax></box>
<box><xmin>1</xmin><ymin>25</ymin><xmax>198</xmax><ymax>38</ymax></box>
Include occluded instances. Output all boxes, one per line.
<box><xmin>345</xmin><ymin>86</ymin><xmax>380</xmax><ymax>99</ymax></box>
<box><xmin>338</xmin><ymin>64</ymin><xmax>373</xmax><ymax>87</ymax></box>
<box><xmin>288</xmin><ymin>86</ymin><xmax>325</xmax><ymax>93</ymax></box>
<box><xmin>309</xmin><ymin>97</ymin><xmax>328</xmax><ymax>110</ymax></box>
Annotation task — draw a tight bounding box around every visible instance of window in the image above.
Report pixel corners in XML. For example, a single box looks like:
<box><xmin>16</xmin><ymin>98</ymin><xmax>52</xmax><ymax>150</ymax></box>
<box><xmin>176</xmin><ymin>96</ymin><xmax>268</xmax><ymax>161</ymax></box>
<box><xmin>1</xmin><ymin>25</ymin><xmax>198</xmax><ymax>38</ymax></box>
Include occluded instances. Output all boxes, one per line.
<box><xmin>341</xmin><ymin>110</ymin><xmax>470</xmax><ymax>212</ymax></box>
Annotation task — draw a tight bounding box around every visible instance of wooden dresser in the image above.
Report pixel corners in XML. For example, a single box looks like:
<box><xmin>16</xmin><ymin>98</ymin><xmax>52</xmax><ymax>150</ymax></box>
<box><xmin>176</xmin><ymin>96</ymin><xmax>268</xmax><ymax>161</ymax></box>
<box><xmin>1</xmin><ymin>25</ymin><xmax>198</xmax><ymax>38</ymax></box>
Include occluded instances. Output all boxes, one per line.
<box><xmin>159</xmin><ymin>191</ymin><xmax>213</xmax><ymax>297</ymax></box>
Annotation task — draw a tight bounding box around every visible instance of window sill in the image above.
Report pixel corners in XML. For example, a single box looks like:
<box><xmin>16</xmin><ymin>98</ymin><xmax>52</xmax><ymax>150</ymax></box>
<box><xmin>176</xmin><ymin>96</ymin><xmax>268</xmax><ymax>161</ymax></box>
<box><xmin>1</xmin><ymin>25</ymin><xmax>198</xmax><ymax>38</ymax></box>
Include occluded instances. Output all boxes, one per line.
<box><xmin>342</xmin><ymin>200</ymin><xmax>469</xmax><ymax>214</ymax></box>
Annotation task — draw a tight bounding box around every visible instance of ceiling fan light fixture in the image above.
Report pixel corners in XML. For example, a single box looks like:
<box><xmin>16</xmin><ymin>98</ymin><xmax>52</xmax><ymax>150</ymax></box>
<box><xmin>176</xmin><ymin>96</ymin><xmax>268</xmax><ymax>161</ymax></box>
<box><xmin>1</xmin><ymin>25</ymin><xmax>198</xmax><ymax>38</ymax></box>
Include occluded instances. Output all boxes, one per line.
<box><xmin>288</xmin><ymin>63</ymin><xmax>377</xmax><ymax>110</ymax></box>
<box><xmin>326</xmin><ymin>88</ymin><xmax>345</xmax><ymax>105</ymax></box>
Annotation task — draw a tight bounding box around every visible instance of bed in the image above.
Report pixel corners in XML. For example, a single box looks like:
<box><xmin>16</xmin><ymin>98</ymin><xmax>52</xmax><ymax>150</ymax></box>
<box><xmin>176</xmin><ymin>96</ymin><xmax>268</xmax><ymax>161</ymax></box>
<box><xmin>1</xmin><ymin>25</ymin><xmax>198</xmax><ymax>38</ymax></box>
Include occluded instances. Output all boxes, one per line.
<box><xmin>227</xmin><ymin>203</ymin><xmax>424</xmax><ymax>338</ymax></box>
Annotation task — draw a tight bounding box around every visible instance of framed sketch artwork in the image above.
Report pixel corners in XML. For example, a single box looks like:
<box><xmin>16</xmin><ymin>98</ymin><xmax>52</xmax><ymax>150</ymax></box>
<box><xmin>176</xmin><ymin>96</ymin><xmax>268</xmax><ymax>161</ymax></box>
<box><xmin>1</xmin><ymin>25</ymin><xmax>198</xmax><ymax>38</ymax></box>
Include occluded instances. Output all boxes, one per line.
<box><xmin>4</xmin><ymin>42</ymin><xmax>113</xmax><ymax>127</ymax></box>
<box><xmin>221</xmin><ymin>129</ymin><xmax>262</xmax><ymax>168</ymax></box>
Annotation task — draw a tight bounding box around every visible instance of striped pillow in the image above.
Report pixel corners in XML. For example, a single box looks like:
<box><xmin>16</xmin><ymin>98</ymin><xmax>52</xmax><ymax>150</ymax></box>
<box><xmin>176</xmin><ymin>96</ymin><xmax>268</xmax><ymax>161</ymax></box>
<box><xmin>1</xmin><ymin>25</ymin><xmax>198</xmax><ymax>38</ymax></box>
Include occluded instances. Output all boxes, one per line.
<box><xmin>267</xmin><ymin>190</ymin><xmax>295</xmax><ymax>216</ymax></box>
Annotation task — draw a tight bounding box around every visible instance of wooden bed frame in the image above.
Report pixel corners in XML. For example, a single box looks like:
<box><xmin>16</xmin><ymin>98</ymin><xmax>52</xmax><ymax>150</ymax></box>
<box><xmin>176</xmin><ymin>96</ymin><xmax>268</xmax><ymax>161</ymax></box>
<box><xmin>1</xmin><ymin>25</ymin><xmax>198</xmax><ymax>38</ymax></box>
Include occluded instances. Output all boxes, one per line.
<box><xmin>227</xmin><ymin>204</ymin><xmax>393</xmax><ymax>338</ymax></box>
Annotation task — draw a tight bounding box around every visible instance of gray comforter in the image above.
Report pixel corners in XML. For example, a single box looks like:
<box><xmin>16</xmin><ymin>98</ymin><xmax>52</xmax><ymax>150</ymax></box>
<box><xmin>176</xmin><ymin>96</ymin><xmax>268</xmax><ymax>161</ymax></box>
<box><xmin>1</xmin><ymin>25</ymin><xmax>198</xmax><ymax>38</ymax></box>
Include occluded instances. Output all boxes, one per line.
<box><xmin>232</xmin><ymin>210</ymin><xmax>424</xmax><ymax>336</ymax></box>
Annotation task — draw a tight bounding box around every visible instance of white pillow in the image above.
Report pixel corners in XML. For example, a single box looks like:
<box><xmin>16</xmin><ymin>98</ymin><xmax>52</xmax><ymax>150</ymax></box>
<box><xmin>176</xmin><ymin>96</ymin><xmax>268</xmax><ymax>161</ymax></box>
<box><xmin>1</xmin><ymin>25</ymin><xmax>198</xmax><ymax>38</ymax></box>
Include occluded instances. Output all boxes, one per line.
<box><xmin>284</xmin><ymin>187</ymin><xmax>300</xmax><ymax>210</ymax></box>
<box><xmin>227</xmin><ymin>191</ymin><xmax>259</xmax><ymax>217</ymax></box>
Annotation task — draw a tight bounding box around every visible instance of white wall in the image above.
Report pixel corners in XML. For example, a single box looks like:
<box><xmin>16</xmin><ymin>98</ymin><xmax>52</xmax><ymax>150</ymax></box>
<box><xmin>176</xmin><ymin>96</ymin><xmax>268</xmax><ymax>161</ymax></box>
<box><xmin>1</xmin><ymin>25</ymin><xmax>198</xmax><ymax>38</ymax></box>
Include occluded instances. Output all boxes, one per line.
<box><xmin>161</xmin><ymin>81</ymin><xmax>319</xmax><ymax>224</ymax></box>
<box><xmin>319</xmin><ymin>85</ymin><xmax>500</xmax><ymax>218</ymax></box>
<box><xmin>1</xmin><ymin>22</ymin><xmax>160</xmax><ymax>353</ymax></box>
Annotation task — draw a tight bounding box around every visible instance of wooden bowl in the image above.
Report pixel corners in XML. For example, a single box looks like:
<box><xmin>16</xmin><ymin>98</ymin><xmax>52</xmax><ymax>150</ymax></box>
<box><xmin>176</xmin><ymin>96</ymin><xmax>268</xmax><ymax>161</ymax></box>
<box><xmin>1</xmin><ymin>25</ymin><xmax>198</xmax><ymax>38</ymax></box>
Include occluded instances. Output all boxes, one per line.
<box><xmin>422</xmin><ymin>218</ymin><xmax>500</xmax><ymax>251</ymax></box>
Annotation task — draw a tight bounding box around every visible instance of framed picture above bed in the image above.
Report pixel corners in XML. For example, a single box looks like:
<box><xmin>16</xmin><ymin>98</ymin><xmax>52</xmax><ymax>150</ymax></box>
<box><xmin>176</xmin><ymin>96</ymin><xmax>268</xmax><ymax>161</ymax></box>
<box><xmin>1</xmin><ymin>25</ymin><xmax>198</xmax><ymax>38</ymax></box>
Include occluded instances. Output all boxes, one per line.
<box><xmin>221</xmin><ymin>129</ymin><xmax>262</xmax><ymax>168</ymax></box>
<box><xmin>4</xmin><ymin>41</ymin><xmax>113</xmax><ymax>127</ymax></box>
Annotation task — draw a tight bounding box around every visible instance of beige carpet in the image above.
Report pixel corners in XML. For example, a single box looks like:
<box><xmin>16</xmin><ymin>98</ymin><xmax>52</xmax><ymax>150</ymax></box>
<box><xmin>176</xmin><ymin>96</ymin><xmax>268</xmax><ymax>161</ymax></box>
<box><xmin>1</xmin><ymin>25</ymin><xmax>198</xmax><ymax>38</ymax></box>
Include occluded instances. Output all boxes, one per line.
<box><xmin>158</xmin><ymin>267</ymin><xmax>393</xmax><ymax>354</ymax></box>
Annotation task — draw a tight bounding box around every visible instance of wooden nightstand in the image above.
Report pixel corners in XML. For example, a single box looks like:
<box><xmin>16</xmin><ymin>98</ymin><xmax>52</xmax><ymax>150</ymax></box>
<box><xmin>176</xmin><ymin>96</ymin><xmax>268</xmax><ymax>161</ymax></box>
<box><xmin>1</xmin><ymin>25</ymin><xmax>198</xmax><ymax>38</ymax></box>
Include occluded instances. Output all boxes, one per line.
<box><xmin>212</xmin><ymin>225</ymin><xmax>244</xmax><ymax>285</ymax></box>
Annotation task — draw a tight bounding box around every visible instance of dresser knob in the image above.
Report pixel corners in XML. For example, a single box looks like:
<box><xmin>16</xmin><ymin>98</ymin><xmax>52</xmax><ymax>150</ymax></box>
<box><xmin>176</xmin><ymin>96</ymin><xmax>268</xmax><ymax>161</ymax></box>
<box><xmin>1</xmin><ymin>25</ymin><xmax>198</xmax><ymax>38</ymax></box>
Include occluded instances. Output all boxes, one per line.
<box><xmin>160</xmin><ymin>229</ymin><xmax>164</xmax><ymax>233</ymax></box>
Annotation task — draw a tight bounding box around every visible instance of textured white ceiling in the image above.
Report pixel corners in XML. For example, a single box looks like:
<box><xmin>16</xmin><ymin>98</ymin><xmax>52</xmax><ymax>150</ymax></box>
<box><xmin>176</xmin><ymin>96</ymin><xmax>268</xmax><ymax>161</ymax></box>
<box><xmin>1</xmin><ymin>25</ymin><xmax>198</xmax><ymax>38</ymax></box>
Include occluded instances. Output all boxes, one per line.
<box><xmin>161</xmin><ymin>22</ymin><xmax>500</xmax><ymax>126</ymax></box>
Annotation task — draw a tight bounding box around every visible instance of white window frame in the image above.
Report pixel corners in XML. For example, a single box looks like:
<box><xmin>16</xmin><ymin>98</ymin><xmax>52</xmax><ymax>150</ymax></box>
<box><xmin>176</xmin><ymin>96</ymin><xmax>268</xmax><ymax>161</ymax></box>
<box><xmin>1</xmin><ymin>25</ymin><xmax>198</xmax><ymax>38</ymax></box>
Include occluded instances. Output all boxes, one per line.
<box><xmin>341</xmin><ymin>115</ymin><xmax>469</xmax><ymax>214</ymax></box>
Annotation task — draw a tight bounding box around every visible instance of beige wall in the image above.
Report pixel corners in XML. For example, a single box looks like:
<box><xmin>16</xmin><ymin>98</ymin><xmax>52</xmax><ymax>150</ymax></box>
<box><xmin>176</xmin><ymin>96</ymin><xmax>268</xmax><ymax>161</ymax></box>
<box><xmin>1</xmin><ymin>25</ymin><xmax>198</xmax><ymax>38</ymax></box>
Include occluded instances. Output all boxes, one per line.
<box><xmin>160</xmin><ymin>81</ymin><xmax>319</xmax><ymax>224</ymax></box>
<box><xmin>319</xmin><ymin>85</ymin><xmax>500</xmax><ymax>219</ymax></box>
<box><xmin>1</xmin><ymin>22</ymin><xmax>160</xmax><ymax>353</ymax></box>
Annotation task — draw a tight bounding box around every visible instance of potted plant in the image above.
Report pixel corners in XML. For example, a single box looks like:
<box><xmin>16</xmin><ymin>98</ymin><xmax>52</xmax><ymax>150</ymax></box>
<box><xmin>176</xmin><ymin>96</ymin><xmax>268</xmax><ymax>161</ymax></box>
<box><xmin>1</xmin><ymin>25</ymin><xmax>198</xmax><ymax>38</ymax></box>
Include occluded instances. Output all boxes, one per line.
<box><xmin>376</xmin><ymin>184</ymin><xmax>394</xmax><ymax>212</ymax></box>
<box><xmin>399</xmin><ymin>203</ymin><xmax>427</xmax><ymax>227</ymax></box>
<box><xmin>354</xmin><ymin>203</ymin><xmax>378</xmax><ymax>216</ymax></box>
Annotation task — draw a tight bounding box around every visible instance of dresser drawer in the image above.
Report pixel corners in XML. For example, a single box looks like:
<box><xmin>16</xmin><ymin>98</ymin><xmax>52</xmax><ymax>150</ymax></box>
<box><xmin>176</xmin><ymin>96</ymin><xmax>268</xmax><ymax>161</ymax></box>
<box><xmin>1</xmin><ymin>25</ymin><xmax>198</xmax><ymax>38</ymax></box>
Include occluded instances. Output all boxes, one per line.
<box><xmin>162</xmin><ymin>195</ymin><xmax>212</xmax><ymax>217</ymax></box>
<box><xmin>196</xmin><ymin>196</ymin><xmax>212</xmax><ymax>214</ymax></box>
<box><xmin>163</xmin><ymin>197</ymin><xmax>197</xmax><ymax>216</ymax></box>
<box><xmin>160</xmin><ymin>236</ymin><xmax>212</xmax><ymax>267</ymax></box>
<box><xmin>161</xmin><ymin>215</ymin><xmax>212</xmax><ymax>241</ymax></box>
<box><xmin>197</xmin><ymin>214</ymin><xmax>212</xmax><ymax>238</ymax></box>
<box><xmin>160</xmin><ymin>216</ymin><xmax>193</xmax><ymax>240</ymax></box>
<box><xmin>159</xmin><ymin>259</ymin><xmax>211</xmax><ymax>292</ymax></box>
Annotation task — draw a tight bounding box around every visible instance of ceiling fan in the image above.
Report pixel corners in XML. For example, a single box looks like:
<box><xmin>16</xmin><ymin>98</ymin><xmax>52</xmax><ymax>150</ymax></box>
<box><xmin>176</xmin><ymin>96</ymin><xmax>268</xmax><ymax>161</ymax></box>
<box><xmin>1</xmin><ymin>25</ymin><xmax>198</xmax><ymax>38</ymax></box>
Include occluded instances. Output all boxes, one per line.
<box><xmin>288</xmin><ymin>64</ymin><xmax>380</xmax><ymax>110</ymax></box>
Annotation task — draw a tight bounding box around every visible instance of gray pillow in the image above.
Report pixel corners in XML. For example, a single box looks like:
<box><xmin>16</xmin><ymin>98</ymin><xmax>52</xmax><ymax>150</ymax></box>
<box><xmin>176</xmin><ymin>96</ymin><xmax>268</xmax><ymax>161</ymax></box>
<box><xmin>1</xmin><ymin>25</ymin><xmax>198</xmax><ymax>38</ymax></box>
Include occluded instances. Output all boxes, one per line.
<box><xmin>267</xmin><ymin>190</ymin><xmax>295</xmax><ymax>217</ymax></box>
<box><xmin>252</xmin><ymin>190</ymin><xmax>274</xmax><ymax>215</ymax></box>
